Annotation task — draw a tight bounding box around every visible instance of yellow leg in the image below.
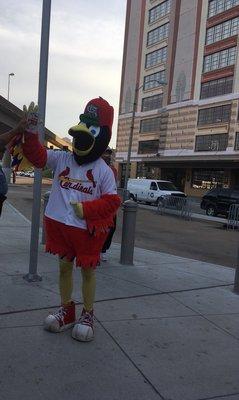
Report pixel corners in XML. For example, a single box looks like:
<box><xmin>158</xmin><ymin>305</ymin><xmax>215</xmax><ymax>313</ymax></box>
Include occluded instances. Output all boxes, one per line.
<box><xmin>81</xmin><ymin>268</ymin><xmax>96</xmax><ymax>312</ymax></box>
<box><xmin>59</xmin><ymin>258</ymin><xmax>73</xmax><ymax>306</ymax></box>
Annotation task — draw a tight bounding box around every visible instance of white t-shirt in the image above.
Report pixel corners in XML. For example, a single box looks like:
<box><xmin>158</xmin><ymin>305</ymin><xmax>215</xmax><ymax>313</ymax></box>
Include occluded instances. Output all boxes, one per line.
<box><xmin>45</xmin><ymin>150</ymin><xmax>117</xmax><ymax>229</ymax></box>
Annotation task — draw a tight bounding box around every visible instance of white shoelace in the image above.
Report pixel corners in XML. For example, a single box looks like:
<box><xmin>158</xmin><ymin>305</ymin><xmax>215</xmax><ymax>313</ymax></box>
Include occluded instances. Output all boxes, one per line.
<box><xmin>79</xmin><ymin>312</ymin><xmax>93</xmax><ymax>327</ymax></box>
<box><xmin>53</xmin><ymin>307</ymin><xmax>67</xmax><ymax>323</ymax></box>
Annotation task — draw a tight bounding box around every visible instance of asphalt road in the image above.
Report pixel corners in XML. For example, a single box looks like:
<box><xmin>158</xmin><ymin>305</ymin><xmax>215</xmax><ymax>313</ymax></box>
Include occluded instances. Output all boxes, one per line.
<box><xmin>5</xmin><ymin>178</ymin><xmax>238</xmax><ymax>268</ymax></box>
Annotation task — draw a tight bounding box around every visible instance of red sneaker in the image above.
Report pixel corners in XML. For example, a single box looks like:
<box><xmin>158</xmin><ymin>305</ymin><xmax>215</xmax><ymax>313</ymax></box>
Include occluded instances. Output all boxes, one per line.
<box><xmin>72</xmin><ymin>308</ymin><xmax>94</xmax><ymax>342</ymax></box>
<box><xmin>44</xmin><ymin>301</ymin><xmax>76</xmax><ymax>333</ymax></box>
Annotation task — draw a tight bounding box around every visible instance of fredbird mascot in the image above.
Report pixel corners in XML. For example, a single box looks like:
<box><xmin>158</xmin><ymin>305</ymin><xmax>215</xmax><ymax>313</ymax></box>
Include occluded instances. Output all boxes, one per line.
<box><xmin>18</xmin><ymin>98</ymin><xmax>121</xmax><ymax>342</ymax></box>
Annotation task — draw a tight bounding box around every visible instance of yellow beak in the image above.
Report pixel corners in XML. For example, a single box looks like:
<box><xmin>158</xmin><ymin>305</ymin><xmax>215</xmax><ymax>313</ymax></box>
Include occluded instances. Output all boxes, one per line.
<box><xmin>69</xmin><ymin>122</ymin><xmax>91</xmax><ymax>136</ymax></box>
<box><xmin>69</xmin><ymin>122</ymin><xmax>95</xmax><ymax>156</ymax></box>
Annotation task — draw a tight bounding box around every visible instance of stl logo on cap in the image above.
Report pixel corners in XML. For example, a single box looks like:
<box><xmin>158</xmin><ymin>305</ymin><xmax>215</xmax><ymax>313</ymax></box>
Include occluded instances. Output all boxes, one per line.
<box><xmin>86</xmin><ymin>104</ymin><xmax>98</xmax><ymax>119</ymax></box>
<box><xmin>82</xmin><ymin>97</ymin><xmax>114</xmax><ymax>135</ymax></box>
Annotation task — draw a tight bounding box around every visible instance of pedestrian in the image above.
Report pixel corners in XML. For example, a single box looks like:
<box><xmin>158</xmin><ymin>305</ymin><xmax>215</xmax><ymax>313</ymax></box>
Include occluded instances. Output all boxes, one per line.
<box><xmin>18</xmin><ymin>99</ymin><xmax>121</xmax><ymax>342</ymax></box>
<box><xmin>100</xmin><ymin>147</ymin><xmax>118</xmax><ymax>261</ymax></box>
<box><xmin>0</xmin><ymin>118</ymin><xmax>27</xmax><ymax>216</ymax></box>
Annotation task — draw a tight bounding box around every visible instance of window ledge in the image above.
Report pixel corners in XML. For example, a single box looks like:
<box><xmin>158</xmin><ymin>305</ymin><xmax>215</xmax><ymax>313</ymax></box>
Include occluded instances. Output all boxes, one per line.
<box><xmin>139</xmin><ymin>132</ymin><xmax>160</xmax><ymax>137</ymax></box>
<box><xmin>148</xmin><ymin>14</ymin><xmax>170</xmax><ymax>28</ymax></box>
<box><xmin>146</xmin><ymin>38</ymin><xmax>168</xmax><ymax>49</ymax></box>
<box><xmin>197</xmin><ymin>123</ymin><xmax>229</xmax><ymax>131</ymax></box>
<box><xmin>145</xmin><ymin>60</ymin><xmax>166</xmax><ymax>71</ymax></box>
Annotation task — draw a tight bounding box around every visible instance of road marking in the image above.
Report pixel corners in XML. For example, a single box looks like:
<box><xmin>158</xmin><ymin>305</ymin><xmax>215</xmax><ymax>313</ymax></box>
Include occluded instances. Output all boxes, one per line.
<box><xmin>6</xmin><ymin>201</ymin><xmax>44</xmax><ymax>241</ymax></box>
<box><xmin>6</xmin><ymin>201</ymin><xmax>31</xmax><ymax>224</ymax></box>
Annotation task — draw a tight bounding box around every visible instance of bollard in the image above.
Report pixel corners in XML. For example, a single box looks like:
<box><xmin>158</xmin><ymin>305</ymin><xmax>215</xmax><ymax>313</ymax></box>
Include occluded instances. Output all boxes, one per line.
<box><xmin>233</xmin><ymin>245</ymin><xmax>239</xmax><ymax>294</ymax></box>
<box><xmin>120</xmin><ymin>200</ymin><xmax>138</xmax><ymax>265</ymax></box>
<box><xmin>41</xmin><ymin>191</ymin><xmax>51</xmax><ymax>245</ymax></box>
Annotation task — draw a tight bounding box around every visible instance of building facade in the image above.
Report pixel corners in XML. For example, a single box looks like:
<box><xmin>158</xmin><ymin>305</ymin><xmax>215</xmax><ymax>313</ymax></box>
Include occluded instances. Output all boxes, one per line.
<box><xmin>116</xmin><ymin>0</ymin><xmax>239</xmax><ymax>197</ymax></box>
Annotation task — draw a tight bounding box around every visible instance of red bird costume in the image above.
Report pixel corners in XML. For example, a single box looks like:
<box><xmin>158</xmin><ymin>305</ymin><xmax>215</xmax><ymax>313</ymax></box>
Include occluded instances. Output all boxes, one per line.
<box><xmin>19</xmin><ymin>98</ymin><xmax>121</xmax><ymax>341</ymax></box>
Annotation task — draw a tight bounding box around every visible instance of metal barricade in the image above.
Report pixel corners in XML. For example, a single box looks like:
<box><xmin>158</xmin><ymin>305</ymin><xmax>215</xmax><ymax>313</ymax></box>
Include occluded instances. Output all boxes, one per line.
<box><xmin>227</xmin><ymin>204</ymin><xmax>239</xmax><ymax>230</ymax></box>
<box><xmin>157</xmin><ymin>195</ymin><xmax>192</xmax><ymax>220</ymax></box>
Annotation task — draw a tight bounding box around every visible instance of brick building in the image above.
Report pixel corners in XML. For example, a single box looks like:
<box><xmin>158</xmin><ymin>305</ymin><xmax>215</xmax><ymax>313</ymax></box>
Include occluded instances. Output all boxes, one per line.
<box><xmin>116</xmin><ymin>0</ymin><xmax>239</xmax><ymax>196</ymax></box>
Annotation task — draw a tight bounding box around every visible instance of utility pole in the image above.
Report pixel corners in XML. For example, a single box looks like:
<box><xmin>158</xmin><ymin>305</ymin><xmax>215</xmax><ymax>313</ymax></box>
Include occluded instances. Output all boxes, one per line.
<box><xmin>24</xmin><ymin>0</ymin><xmax>51</xmax><ymax>282</ymax></box>
<box><xmin>7</xmin><ymin>73</ymin><xmax>15</xmax><ymax>101</ymax></box>
<box><xmin>2</xmin><ymin>73</ymin><xmax>15</xmax><ymax>183</ymax></box>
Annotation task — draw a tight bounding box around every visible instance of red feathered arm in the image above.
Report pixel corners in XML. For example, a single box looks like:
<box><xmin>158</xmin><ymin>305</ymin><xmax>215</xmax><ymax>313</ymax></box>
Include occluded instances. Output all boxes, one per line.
<box><xmin>82</xmin><ymin>194</ymin><xmax>121</xmax><ymax>235</ymax></box>
<box><xmin>83</xmin><ymin>194</ymin><xmax>121</xmax><ymax>220</ymax></box>
<box><xmin>22</xmin><ymin>133</ymin><xmax>47</xmax><ymax>168</ymax></box>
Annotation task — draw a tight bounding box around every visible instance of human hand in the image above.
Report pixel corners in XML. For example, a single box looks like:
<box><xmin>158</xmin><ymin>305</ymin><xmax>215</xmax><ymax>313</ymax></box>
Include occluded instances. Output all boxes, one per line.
<box><xmin>15</xmin><ymin>115</ymin><xmax>28</xmax><ymax>134</ymax></box>
<box><xmin>23</xmin><ymin>102</ymin><xmax>39</xmax><ymax>134</ymax></box>
<box><xmin>70</xmin><ymin>201</ymin><xmax>84</xmax><ymax>219</ymax></box>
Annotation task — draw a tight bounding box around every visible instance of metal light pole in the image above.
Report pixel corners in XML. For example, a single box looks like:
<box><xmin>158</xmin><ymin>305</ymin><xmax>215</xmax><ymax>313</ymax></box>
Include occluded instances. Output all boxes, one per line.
<box><xmin>2</xmin><ymin>73</ymin><xmax>16</xmax><ymax>183</ymax></box>
<box><xmin>123</xmin><ymin>80</ymin><xmax>167</xmax><ymax>199</ymax></box>
<box><xmin>24</xmin><ymin>0</ymin><xmax>51</xmax><ymax>282</ymax></box>
<box><xmin>8</xmin><ymin>73</ymin><xmax>16</xmax><ymax>184</ymax></box>
<box><xmin>7</xmin><ymin>72</ymin><xmax>15</xmax><ymax>101</ymax></box>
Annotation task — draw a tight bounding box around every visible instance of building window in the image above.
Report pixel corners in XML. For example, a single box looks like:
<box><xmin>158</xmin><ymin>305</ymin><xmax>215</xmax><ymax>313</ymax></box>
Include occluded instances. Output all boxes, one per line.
<box><xmin>198</xmin><ymin>104</ymin><xmax>231</xmax><ymax>125</ymax></box>
<box><xmin>149</xmin><ymin>0</ymin><xmax>171</xmax><ymax>23</ymax></box>
<box><xmin>200</xmin><ymin>76</ymin><xmax>233</xmax><ymax>99</ymax></box>
<box><xmin>203</xmin><ymin>47</ymin><xmax>236</xmax><ymax>72</ymax></box>
<box><xmin>195</xmin><ymin>134</ymin><xmax>228</xmax><ymax>151</ymax></box>
<box><xmin>235</xmin><ymin>132</ymin><xmax>239</xmax><ymax>149</ymax></box>
<box><xmin>147</xmin><ymin>23</ymin><xmax>169</xmax><ymax>46</ymax></box>
<box><xmin>206</xmin><ymin>17</ymin><xmax>239</xmax><ymax>44</ymax></box>
<box><xmin>138</xmin><ymin>140</ymin><xmax>159</xmax><ymax>154</ymax></box>
<box><xmin>192</xmin><ymin>169</ymin><xmax>229</xmax><ymax>189</ymax></box>
<box><xmin>137</xmin><ymin>163</ymin><xmax>161</xmax><ymax>179</ymax></box>
<box><xmin>144</xmin><ymin>70</ymin><xmax>166</xmax><ymax>90</ymax></box>
<box><xmin>145</xmin><ymin>46</ymin><xmax>167</xmax><ymax>68</ymax></box>
<box><xmin>208</xmin><ymin>0</ymin><xmax>239</xmax><ymax>18</ymax></box>
<box><xmin>140</xmin><ymin>117</ymin><xmax>161</xmax><ymax>133</ymax></box>
<box><xmin>141</xmin><ymin>94</ymin><xmax>163</xmax><ymax>111</ymax></box>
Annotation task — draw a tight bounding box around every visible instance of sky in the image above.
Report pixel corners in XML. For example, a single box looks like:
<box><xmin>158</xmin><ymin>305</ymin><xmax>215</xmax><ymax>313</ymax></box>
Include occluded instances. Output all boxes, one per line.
<box><xmin>0</xmin><ymin>0</ymin><xmax>126</xmax><ymax>147</ymax></box>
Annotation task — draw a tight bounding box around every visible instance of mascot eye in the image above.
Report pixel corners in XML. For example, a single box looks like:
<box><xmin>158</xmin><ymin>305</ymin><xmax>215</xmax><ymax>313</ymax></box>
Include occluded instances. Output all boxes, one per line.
<box><xmin>89</xmin><ymin>126</ymin><xmax>100</xmax><ymax>137</ymax></box>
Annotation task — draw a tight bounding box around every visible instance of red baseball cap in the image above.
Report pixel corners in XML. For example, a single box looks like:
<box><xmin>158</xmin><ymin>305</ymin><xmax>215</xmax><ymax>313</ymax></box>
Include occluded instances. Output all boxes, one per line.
<box><xmin>80</xmin><ymin>97</ymin><xmax>114</xmax><ymax>137</ymax></box>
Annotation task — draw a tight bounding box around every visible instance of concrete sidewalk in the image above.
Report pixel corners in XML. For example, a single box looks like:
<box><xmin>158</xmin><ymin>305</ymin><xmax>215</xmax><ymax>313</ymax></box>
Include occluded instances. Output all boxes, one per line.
<box><xmin>1</xmin><ymin>202</ymin><xmax>239</xmax><ymax>400</ymax></box>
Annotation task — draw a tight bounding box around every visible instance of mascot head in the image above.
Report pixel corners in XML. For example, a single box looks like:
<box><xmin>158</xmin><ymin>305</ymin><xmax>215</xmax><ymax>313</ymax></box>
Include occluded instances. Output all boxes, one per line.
<box><xmin>68</xmin><ymin>97</ymin><xmax>114</xmax><ymax>165</ymax></box>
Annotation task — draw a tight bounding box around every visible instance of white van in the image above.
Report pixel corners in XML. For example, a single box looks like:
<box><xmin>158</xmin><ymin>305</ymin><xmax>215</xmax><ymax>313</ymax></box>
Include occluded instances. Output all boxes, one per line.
<box><xmin>127</xmin><ymin>178</ymin><xmax>186</xmax><ymax>205</ymax></box>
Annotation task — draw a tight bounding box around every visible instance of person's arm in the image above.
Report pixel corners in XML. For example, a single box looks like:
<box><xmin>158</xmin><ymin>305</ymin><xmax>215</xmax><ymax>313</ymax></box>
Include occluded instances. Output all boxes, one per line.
<box><xmin>0</xmin><ymin>117</ymin><xmax>27</xmax><ymax>146</ymax></box>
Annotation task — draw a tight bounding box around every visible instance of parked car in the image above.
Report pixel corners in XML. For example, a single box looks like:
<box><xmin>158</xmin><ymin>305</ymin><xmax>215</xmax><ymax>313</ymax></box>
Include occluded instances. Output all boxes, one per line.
<box><xmin>127</xmin><ymin>178</ymin><xmax>186</xmax><ymax>205</ymax></box>
<box><xmin>201</xmin><ymin>187</ymin><xmax>239</xmax><ymax>217</ymax></box>
<box><xmin>23</xmin><ymin>171</ymin><xmax>34</xmax><ymax>177</ymax></box>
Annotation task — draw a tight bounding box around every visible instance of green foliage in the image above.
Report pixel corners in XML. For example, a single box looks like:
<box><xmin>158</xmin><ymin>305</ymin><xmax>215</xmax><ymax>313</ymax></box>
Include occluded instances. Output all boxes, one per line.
<box><xmin>42</xmin><ymin>168</ymin><xmax>53</xmax><ymax>178</ymax></box>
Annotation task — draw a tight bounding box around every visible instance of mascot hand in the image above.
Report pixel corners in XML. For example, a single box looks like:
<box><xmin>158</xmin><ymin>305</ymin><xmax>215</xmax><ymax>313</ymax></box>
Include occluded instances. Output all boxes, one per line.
<box><xmin>70</xmin><ymin>201</ymin><xmax>84</xmax><ymax>219</ymax></box>
<box><xmin>23</xmin><ymin>102</ymin><xmax>39</xmax><ymax>134</ymax></box>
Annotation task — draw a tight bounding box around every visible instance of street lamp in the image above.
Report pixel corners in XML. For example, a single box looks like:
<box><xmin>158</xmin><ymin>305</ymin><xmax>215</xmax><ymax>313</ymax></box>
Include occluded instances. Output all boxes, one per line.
<box><xmin>7</xmin><ymin>72</ymin><xmax>15</xmax><ymax>101</ymax></box>
<box><xmin>2</xmin><ymin>73</ymin><xmax>15</xmax><ymax>184</ymax></box>
<box><xmin>123</xmin><ymin>79</ymin><xmax>167</xmax><ymax>199</ymax></box>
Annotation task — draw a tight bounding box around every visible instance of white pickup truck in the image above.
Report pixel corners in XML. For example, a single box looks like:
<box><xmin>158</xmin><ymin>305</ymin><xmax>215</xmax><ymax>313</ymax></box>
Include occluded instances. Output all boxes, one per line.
<box><xmin>127</xmin><ymin>178</ymin><xmax>186</xmax><ymax>205</ymax></box>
